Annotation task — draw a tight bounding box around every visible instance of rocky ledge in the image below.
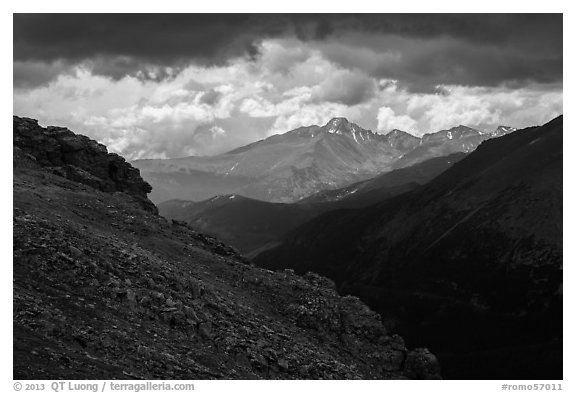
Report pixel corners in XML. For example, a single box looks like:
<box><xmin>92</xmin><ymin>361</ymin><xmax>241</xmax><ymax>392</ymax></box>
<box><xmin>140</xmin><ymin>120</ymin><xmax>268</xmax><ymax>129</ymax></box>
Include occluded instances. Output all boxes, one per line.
<box><xmin>13</xmin><ymin>116</ymin><xmax>157</xmax><ymax>214</ymax></box>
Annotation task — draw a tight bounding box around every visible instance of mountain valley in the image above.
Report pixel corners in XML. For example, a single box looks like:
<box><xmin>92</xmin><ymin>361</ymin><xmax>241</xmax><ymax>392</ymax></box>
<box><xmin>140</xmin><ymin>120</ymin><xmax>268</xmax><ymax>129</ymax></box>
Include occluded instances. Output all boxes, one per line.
<box><xmin>158</xmin><ymin>153</ymin><xmax>466</xmax><ymax>256</ymax></box>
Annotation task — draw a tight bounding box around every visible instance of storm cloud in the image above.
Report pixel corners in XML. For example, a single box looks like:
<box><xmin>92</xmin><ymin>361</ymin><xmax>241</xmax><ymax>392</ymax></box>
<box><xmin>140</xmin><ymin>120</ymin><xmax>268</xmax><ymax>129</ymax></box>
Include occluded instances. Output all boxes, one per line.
<box><xmin>14</xmin><ymin>14</ymin><xmax>562</xmax><ymax>89</ymax></box>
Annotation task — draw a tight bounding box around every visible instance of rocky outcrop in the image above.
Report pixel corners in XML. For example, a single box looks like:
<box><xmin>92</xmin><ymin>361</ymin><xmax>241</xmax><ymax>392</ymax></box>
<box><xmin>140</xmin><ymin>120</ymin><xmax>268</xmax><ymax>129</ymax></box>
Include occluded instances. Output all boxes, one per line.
<box><xmin>13</xmin><ymin>116</ymin><xmax>157</xmax><ymax>213</ymax></box>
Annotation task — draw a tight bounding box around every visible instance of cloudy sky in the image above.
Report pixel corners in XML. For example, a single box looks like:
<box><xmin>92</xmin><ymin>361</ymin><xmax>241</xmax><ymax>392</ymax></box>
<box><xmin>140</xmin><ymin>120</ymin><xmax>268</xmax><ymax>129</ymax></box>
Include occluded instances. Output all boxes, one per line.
<box><xmin>13</xmin><ymin>14</ymin><xmax>563</xmax><ymax>159</ymax></box>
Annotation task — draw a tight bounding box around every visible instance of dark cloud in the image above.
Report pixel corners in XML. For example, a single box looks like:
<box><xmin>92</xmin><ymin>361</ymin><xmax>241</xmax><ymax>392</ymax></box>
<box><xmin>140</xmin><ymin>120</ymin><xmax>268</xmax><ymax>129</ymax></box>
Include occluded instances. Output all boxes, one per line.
<box><xmin>87</xmin><ymin>57</ymin><xmax>180</xmax><ymax>82</ymax></box>
<box><xmin>311</xmin><ymin>71</ymin><xmax>377</xmax><ymax>106</ymax></box>
<box><xmin>14</xmin><ymin>14</ymin><xmax>257</xmax><ymax>62</ymax></box>
<box><xmin>318</xmin><ymin>28</ymin><xmax>562</xmax><ymax>92</ymax></box>
<box><xmin>13</xmin><ymin>60</ymin><xmax>74</xmax><ymax>89</ymax></box>
<box><xmin>14</xmin><ymin>14</ymin><xmax>562</xmax><ymax>60</ymax></box>
<box><xmin>14</xmin><ymin>14</ymin><xmax>562</xmax><ymax>89</ymax></box>
<box><xmin>13</xmin><ymin>14</ymin><xmax>272</xmax><ymax>86</ymax></box>
<box><xmin>199</xmin><ymin>89</ymin><xmax>222</xmax><ymax>106</ymax></box>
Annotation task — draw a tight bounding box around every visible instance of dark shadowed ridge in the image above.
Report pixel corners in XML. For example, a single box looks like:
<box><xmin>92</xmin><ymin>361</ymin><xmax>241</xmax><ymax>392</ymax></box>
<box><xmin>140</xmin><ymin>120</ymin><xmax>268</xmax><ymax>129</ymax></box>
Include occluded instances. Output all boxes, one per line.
<box><xmin>255</xmin><ymin>116</ymin><xmax>563</xmax><ymax>379</ymax></box>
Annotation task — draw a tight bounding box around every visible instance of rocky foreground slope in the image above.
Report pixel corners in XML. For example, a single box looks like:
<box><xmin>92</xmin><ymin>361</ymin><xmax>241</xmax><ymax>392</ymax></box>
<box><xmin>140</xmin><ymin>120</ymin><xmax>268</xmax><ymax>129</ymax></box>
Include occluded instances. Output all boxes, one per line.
<box><xmin>13</xmin><ymin>116</ymin><xmax>440</xmax><ymax>379</ymax></box>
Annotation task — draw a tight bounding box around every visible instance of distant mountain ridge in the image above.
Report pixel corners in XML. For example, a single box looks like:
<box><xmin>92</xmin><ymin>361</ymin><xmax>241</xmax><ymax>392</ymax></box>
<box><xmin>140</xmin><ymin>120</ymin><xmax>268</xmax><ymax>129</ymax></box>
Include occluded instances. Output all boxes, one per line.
<box><xmin>133</xmin><ymin>118</ymin><xmax>513</xmax><ymax>204</ymax></box>
<box><xmin>299</xmin><ymin>153</ymin><xmax>467</xmax><ymax>204</ymax></box>
<box><xmin>392</xmin><ymin>125</ymin><xmax>489</xmax><ymax>169</ymax></box>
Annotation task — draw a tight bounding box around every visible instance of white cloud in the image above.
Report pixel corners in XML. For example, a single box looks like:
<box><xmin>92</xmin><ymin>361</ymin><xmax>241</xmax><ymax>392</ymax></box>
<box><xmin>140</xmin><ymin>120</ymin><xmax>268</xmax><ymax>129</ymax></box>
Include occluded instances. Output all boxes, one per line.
<box><xmin>13</xmin><ymin>38</ymin><xmax>563</xmax><ymax>160</ymax></box>
<box><xmin>209</xmin><ymin>126</ymin><xmax>226</xmax><ymax>137</ymax></box>
<box><xmin>377</xmin><ymin>107</ymin><xmax>418</xmax><ymax>133</ymax></box>
<box><xmin>398</xmin><ymin>84</ymin><xmax>562</xmax><ymax>134</ymax></box>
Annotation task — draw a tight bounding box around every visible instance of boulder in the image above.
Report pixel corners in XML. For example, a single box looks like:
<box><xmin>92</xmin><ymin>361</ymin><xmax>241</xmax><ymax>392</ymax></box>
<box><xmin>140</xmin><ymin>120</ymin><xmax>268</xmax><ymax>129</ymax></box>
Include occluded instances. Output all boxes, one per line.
<box><xmin>404</xmin><ymin>348</ymin><xmax>442</xmax><ymax>379</ymax></box>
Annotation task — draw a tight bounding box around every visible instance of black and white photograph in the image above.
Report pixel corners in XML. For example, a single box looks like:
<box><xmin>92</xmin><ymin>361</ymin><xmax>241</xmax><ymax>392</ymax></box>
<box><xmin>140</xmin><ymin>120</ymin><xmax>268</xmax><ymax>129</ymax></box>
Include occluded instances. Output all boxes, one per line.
<box><xmin>11</xmin><ymin>10</ymin><xmax>565</xmax><ymax>387</ymax></box>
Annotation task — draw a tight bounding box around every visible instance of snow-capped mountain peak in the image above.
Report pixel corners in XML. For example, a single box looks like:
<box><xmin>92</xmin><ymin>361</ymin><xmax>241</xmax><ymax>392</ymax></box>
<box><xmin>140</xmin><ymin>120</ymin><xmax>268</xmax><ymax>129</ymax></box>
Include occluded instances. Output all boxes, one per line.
<box><xmin>492</xmin><ymin>125</ymin><xmax>518</xmax><ymax>138</ymax></box>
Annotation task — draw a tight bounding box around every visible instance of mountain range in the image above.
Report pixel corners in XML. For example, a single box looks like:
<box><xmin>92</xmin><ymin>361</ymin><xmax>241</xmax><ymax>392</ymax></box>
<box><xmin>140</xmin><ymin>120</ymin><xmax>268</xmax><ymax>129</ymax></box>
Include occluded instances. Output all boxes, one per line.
<box><xmin>254</xmin><ymin>116</ymin><xmax>563</xmax><ymax>379</ymax></box>
<box><xmin>133</xmin><ymin>118</ymin><xmax>508</xmax><ymax>204</ymax></box>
